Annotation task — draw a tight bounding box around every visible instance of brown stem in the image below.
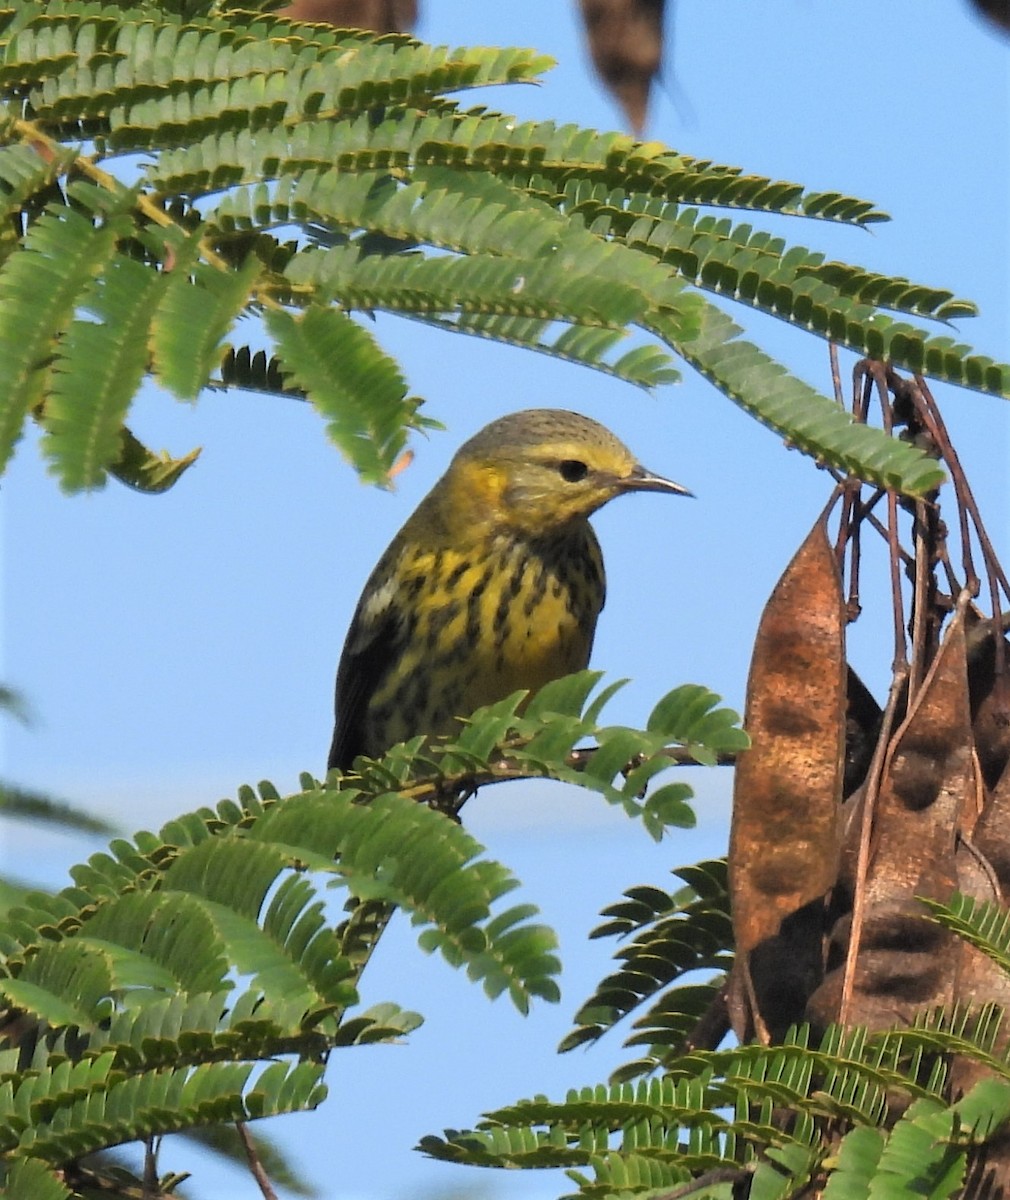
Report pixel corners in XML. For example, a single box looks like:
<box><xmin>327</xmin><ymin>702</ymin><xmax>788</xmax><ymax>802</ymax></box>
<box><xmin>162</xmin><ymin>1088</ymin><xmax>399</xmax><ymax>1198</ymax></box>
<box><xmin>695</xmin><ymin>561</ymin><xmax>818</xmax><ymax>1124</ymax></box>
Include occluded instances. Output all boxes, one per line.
<box><xmin>851</xmin><ymin>359</ymin><xmax>873</xmax><ymax>423</ymax></box>
<box><xmin>873</xmin><ymin>372</ymin><xmax>909</xmax><ymax>671</ymax></box>
<box><xmin>847</xmin><ymin>488</ymin><xmax>864</xmax><ymax>619</ymax></box>
<box><xmin>337</xmin><ymin>740</ymin><xmax>739</xmax><ymax>1013</ymax></box>
<box><xmin>390</xmin><ymin>744</ymin><xmax>739</xmax><ymax>805</ymax></box>
<box><xmin>828</xmin><ymin>466</ymin><xmax>915</xmax><ymax>573</ymax></box>
<box><xmin>886</xmin><ymin>489</ymin><xmax>908</xmax><ymax>671</ymax></box>
<box><xmin>143</xmin><ymin>1137</ymin><xmax>158</xmax><ymax>1199</ymax></box>
<box><xmin>829</xmin><ymin>341</ymin><xmax>844</xmax><ymax>405</ymax></box>
<box><xmin>906</xmin><ymin>374</ymin><xmax>979</xmax><ymax>592</ymax></box>
<box><xmin>651</xmin><ymin>1166</ymin><xmax>753</xmax><ymax>1200</ymax></box>
<box><xmin>959</xmin><ymin>829</ymin><xmax>1003</xmax><ymax>904</ymax></box>
<box><xmin>913</xmin><ymin>374</ymin><xmax>1008</xmax><ymax>701</ymax></box>
<box><xmin>840</xmin><ymin>669</ymin><xmax>908</xmax><ymax>1025</ymax></box>
<box><xmin>908</xmin><ymin>500</ymin><xmax>932</xmax><ymax>700</ymax></box>
<box><xmin>237</xmin><ymin>1121</ymin><xmax>279</xmax><ymax>1200</ymax></box>
<box><xmin>674</xmin><ymin>981</ymin><xmax>731</xmax><ymax>1055</ymax></box>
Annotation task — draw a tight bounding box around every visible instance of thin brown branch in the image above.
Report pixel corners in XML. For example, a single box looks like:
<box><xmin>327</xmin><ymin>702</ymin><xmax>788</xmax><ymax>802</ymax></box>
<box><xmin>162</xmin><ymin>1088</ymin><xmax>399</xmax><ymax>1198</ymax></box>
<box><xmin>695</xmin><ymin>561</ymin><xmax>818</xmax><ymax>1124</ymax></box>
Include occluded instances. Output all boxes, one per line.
<box><xmin>827</xmin><ymin>466</ymin><xmax>914</xmax><ymax>575</ymax></box>
<box><xmin>861</xmin><ymin>502</ymin><xmax>913</xmax><ymax>568</ymax></box>
<box><xmin>873</xmin><ymin>369</ymin><xmax>910</xmax><ymax>672</ymax></box>
<box><xmin>960</xmin><ymin>828</ymin><xmax>1003</xmax><ymax>904</ymax></box>
<box><xmin>143</xmin><ymin>1137</ymin><xmax>158</xmax><ymax>1200</ymax></box>
<box><xmin>336</xmin><ymin>737</ymin><xmax>740</xmax><ymax>1005</ymax></box>
<box><xmin>910</xmin><ymin>373</ymin><xmax>1008</xmax><ymax>704</ymax></box>
<box><xmin>65</xmin><ymin>1165</ymin><xmax>186</xmax><ymax>1199</ymax></box>
<box><xmin>11</xmin><ymin>115</ymin><xmax>272</xmax><ymax>301</ymax></box>
<box><xmin>389</xmin><ymin>744</ymin><xmax>739</xmax><ymax>806</ymax></box>
<box><xmin>826</xmin><ymin>464</ymin><xmax>862</xmax><ymax>616</ymax></box>
<box><xmin>908</xmin><ymin>499</ymin><xmax>932</xmax><ymax>700</ymax></box>
<box><xmin>237</xmin><ymin>1121</ymin><xmax>279</xmax><ymax>1200</ymax></box>
<box><xmin>578</xmin><ymin>745</ymin><xmax>740</xmax><ymax>770</ymax></box>
<box><xmin>847</xmin><ymin>485</ymin><xmax>863</xmax><ymax>619</ymax></box>
<box><xmin>651</xmin><ymin>1165</ymin><xmax>753</xmax><ymax>1200</ymax></box>
<box><xmin>674</xmin><ymin>981</ymin><xmax>731</xmax><ymax>1055</ymax></box>
<box><xmin>886</xmin><ymin>489</ymin><xmax>908</xmax><ymax>671</ymax></box>
<box><xmin>840</xmin><ymin>669</ymin><xmax>907</xmax><ymax>1025</ymax></box>
<box><xmin>739</xmin><ymin>956</ymin><xmax>771</xmax><ymax>1045</ymax></box>
<box><xmin>834</xmin><ymin>479</ymin><xmax>856</xmax><ymax>574</ymax></box>
<box><xmin>902</xmin><ymin>372</ymin><xmax>979</xmax><ymax>592</ymax></box>
<box><xmin>918</xmin><ymin>375</ymin><xmax>1009</xmax><ymax>602</ymax></box>
<box><xmin>852</xmin><ymin>358</ymin><xmax>873</xmax><ymax>423</ymax></box>
<box><xmin>829</xmin><ymin>341</ymin><xmax>844</xmax><ymax>405</ymax></box>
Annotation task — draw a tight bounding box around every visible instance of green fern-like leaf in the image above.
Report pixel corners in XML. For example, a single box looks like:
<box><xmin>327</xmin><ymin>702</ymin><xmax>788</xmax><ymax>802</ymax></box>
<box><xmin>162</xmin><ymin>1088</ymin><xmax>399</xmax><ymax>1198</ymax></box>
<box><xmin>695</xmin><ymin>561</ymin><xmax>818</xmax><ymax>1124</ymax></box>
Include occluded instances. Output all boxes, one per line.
<box><xmin>820</xmin><ymin>1087</ymin><xmax>1010</xmax><ymax>1200</ymax></box>
<box><xmin>0</xmin><ymin>757</ymin><xmax>569</xmax><ymax>1173</ymax></box>
<box><xmin>42</xmin><ymin>252</ymin><xmax>166</xmax><ymax>490</ymax></box>
<box><xmin>0</xmin><ymin>782</ymin><xmax>115</xmax><ymax>835</ymax></box>
<box><xmin>473</xmin><ymin>676</ymin><xmax>745</xmax><ymax>842</ymax></box>
<box><xmin>2</xmin><ymin>1156</ymin><xmax>73</xmax><ymax>1200</ymax></box>
<box><xmin>875</xmin><ymin>1002</ymin><xmax>1010</xmax><ymax>1083</ymax></box>
<box><xmin>4</xmin><ymin>1058</ymin><xmax>327</xmax><ymax>1163</ymax></box>
<box><xmin>658</xmin><ymin>301</ymin><xmax>947</xmax><ymax>493</ymax></box>
<box><xmin>420</xmin><ymin>1074</ymin><xmax>781</xmax><ymax>1179</ymax></box>
<box><xmin>1</xmin><ymin>778</ymin><xmax>562</xmax><ymax>1026</ymax></box>
<box><xmin>922</xmin><ymin>892</ymin><xmax>1010</xmax><ymax>978</ymax></box>
<box><xmin>0</xmin><ymin>203</ymin><xmax>119</xmax><ymax>475</ymax></box>
<box><xmin>414</xmin><ymin>312</ymin><xmax>682</xmax><ymax>388</ymax></box>
<box><xmin>151</xmin><ymin>249</ymin><xmax>260</xmax><ymax>400</ymax></box>
<box><xmin>0</xmin><ymin>2</ymin><xmax>1002</xmax><ymax>496</ymax></box>
<box><xmin>217</xmin><ymin>344</ymin><xmax>293</xmax><ymax>395</ymax></box>
<box><xmin>335</xmin><ymin>673</ymin><xmax>737</xmax><ymax>855</ymax></box>
<box><xmin>820</xmin><ymin>1125</ymin><xmax>887</xmax><ymax>1200</ymax></box>
<box><xmin>265</xmin><ymin>305</ymin><xmax>421</xmax><ymax>485</ymax></box>
<box><xmin>561</xmin><ymin>859</ymin><xmax>732</xmax><ymax>1063</ymax></box>
<box><xmin>422</xmin><ymin>1022</ymin><xmax>1010</xmax><ymax>1196</ymax></box>
<box><xmin>106</xmin><ymin>424</ymin><xmax>202</xmax><ymax>494</ymax></box>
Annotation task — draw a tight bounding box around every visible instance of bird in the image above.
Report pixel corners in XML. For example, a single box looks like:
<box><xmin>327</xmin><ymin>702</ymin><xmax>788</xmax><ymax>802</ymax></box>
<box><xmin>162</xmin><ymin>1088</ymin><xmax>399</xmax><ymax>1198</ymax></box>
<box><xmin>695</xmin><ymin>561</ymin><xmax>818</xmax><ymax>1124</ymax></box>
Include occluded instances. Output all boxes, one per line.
<box><xmin>327</xmin><ymin>408</ymin><xmax>690</xmax><ymax>773</ymax></box>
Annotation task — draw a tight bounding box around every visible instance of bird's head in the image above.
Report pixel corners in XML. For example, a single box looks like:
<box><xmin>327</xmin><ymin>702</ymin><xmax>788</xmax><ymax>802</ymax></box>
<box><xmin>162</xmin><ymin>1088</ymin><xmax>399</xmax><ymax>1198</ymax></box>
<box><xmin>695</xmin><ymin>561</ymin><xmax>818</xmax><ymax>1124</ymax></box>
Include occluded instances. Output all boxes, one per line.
<box><xmin>443</xmin><ymin>408</ymin><xmax>691</xmax><ymax>536</ymax></box>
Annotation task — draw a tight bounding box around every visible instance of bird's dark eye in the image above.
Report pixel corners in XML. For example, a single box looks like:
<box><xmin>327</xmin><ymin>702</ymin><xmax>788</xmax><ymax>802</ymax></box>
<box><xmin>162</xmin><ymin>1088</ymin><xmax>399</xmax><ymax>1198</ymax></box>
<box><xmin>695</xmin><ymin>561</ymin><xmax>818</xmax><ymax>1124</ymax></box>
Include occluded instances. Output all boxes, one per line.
<box><xmin>558</xmin><ymin>459</ymin><xmax>589</xmax><ymax>483</ymax></box>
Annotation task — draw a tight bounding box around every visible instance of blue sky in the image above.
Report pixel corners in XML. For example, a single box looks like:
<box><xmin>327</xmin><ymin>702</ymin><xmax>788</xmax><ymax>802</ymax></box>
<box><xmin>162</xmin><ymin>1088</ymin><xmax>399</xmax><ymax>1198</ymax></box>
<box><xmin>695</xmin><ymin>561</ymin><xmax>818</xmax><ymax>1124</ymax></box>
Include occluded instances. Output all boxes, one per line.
<box><xmin>3</xmin><ymin>3</ymin><xmax>1009</xmax><ymax>1198</ymax></box>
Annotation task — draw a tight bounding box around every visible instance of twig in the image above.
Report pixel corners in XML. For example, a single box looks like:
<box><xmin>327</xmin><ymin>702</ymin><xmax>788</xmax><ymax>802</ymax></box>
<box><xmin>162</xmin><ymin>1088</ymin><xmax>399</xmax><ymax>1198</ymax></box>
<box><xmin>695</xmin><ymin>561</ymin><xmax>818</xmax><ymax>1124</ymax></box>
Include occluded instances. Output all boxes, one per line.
<box><xmin>237</xmin><ymin>1121</ymin><xmax>279</xmax><ymax>1200</ymax></box>
<box><xmin>650</xmin><ymin>1165</ymin><xmax>753</xmax><ymax>1200</ymax></box>
<box><xmin>959</xmin><ymin>828</ymin><xmax>1003</xmax><ymax>904</ymax></box>
<box><xmin>675</xmin><ymin>982</ymin><xmax>731</xmax><ymax>1055</ymax></box>
<box><xmin>740</xmin><ymin>957</ymin><xmax>771</xmax><ymax>1045</ymax></box>
<box><xmin>908</xmin><ymin>498</ymin><xmax>931</xmax><ymax>700</ymax></box>
<box><xmin>840</xmin><ymin>670</ymin><xmax>907</xmax><ymax>1025</ymax></box>
<box><xmin>143</xmin><ymin>1137</ymin><xmax>158</xmax><ymax>1199</ymax></box>
<box><xmin>335</xmin><ymin>739</ymin><xmax>740</xmax><ymax>1009</ymax></box>
<box><xmin>827</xmin><ymin>466</ymin><xmax>915</xmax><ymax>573</ymax></box>
<box><xmin>12</xmin><ymin>115</ymin><xmax>276</xmax><ymax>301</ymax></box>
<box><xmin>886</xmin><ymin>488</ymin><xmax>908</xmax><ymax>671</ymax></box>
<box><xmin>909</xmin><ymin>374</ymin><xmax>1008</xmax><ymax>709</ymax></box>
<box><xmin>387</xmin><ymin>744</ymin><xmax>740</xmax><ymax>805</ymax></box>
<box><xmin>868</xmin><ymin>364</ymin><xmax>913</xmax><ymax>673</ymax></box>
<box><xmin>65</xmin><ymin>1164</ymin><xmax>186</xmax><ymax>1198</ymax></box>
<box><xmin>578</xmin><ymin>745</ymin><xmax>739</xmax><ymax>770</ymax></box>
<box><xmin>846</xmin><ymin>484</ymin><xmax>863</xmax><ymax>619</ymax></box>
<box><xmin>829</xmin><ymin>341</ymin><xmax>844</xmax><ymax>405</ymax></box>
<box><xmin>906</xmin><ymin>373</ymin><xmax>982</xmax><ymax>592</ymax></box>
<box><xmin>849</xmin><ymin>362</ymin><xmax>914</xmax><ymax>666</ymax></box>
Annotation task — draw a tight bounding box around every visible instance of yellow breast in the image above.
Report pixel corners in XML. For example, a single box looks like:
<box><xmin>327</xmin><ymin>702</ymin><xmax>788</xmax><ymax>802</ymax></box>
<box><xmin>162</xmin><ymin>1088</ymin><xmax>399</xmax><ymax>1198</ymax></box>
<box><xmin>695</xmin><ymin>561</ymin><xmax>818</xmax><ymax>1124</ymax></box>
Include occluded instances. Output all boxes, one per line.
<box><xmin>367</xmin><ymin>528</ymin><xmax>605</xmax><ymax>748</ymax></box>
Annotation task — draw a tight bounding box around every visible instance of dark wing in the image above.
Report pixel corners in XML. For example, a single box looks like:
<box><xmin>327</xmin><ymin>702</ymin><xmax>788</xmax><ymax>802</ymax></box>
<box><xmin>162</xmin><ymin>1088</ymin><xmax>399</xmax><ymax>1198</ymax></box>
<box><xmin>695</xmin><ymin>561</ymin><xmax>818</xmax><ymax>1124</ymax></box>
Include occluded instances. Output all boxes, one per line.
<box><xmin>327</xmin><ymin>559</ymin><xmax>405</xmax><ymax>773</ymax></box>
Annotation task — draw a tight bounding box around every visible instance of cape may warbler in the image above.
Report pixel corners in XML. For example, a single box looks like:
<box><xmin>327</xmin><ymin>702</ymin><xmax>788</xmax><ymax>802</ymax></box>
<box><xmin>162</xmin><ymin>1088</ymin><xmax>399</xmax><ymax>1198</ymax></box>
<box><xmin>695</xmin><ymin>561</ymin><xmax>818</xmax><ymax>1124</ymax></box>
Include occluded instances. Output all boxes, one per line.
<box><xmin>328</xmin><ymin>408</ymin><xmax>690</xmax><ymax>771</ymax></box>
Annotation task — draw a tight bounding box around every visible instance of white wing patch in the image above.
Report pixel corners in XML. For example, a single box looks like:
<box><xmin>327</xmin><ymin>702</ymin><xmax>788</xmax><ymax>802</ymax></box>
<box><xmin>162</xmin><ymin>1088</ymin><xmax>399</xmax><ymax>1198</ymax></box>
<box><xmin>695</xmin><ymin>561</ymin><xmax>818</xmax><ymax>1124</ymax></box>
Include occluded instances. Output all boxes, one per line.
<box><xmin>359</xmin><ymin>573</ymin><xmax>398</xmax><ymax>626</ymax></box>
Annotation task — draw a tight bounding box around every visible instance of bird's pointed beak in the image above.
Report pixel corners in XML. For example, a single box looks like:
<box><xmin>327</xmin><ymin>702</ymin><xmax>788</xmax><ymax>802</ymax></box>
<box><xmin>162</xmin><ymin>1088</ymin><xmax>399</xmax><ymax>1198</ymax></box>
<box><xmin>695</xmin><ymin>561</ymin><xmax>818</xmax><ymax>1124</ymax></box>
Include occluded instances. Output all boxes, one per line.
<box><xmin>622</xmin><ymin>464</ymin><xmax>694</xmax><ymax>498</ymax></box>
